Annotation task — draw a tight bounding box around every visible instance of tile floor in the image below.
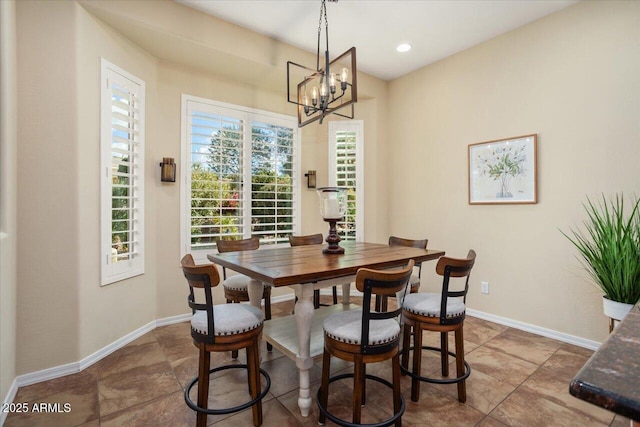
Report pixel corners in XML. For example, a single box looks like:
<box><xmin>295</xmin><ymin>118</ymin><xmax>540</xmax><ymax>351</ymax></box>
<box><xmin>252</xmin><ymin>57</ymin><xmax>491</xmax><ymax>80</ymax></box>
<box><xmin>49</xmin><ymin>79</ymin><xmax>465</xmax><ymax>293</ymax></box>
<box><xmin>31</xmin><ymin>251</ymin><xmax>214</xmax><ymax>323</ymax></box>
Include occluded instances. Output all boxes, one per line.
<box><xmin>5</xmin><ymin>297</ymin><xmax>630</xmax><ymax>427</ymax></box>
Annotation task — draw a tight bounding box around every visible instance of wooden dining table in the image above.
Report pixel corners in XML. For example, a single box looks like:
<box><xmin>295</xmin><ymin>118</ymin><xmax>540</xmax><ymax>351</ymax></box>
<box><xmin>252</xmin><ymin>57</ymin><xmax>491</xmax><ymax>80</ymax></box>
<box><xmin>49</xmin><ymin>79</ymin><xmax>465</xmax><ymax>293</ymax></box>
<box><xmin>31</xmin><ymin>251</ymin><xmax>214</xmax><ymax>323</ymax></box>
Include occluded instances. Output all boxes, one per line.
<box><xmin>207</xmin><ymin>240</ymin><xmax>445</xmax><ymax>417</ymax></box>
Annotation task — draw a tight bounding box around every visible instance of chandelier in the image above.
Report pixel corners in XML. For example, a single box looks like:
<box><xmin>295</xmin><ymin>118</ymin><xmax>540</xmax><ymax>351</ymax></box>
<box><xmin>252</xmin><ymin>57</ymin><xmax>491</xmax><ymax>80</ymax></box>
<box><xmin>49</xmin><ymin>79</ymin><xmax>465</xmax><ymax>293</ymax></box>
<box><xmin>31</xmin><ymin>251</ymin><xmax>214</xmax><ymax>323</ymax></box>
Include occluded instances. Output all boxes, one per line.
<box><xmin>287</xmin><ymin>0</ymin><xmax>357</xmax><ymax>127</ymax></box>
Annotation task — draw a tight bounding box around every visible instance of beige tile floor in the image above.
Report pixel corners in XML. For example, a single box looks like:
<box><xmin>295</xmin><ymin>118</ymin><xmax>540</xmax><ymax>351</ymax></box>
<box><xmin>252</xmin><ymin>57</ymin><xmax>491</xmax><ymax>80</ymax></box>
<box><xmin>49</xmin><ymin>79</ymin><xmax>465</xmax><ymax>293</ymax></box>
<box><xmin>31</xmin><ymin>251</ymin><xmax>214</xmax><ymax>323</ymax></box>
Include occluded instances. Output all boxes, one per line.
<box><xmin>5</xmin><ymin>297</ymin><xmax>631</xmax><ymax>427</ymax></box>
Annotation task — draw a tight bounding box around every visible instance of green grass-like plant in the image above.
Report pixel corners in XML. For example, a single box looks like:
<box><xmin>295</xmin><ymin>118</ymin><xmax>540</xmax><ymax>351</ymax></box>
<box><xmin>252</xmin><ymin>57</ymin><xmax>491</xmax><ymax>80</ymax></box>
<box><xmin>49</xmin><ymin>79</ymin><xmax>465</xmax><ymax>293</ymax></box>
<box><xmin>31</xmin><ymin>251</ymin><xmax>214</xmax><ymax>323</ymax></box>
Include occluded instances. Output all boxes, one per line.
<box><xmin>561</xmin><ymin>194</ymin><xmax>640</xmax><ymax>304</ymax></box>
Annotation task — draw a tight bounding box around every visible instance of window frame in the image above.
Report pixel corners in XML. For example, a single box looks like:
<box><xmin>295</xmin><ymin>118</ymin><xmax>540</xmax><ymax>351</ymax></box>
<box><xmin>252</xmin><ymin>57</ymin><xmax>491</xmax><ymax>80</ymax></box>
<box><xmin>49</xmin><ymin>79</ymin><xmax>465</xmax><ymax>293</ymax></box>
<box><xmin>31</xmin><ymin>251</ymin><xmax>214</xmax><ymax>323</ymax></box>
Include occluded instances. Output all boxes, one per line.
<box><xmin>180</xmin><ymin>94</ymin><xmax>301</xmax><ymax>262</ymax></box>
<box><xmin>100</xmin><ymin>59</ymin><xmax>145</xmax><ymax>286</ymax></box>
<box><xmin>328</xmin><ymin>120</ymin><xmax>364</xmax><ymax>242</ymax></box>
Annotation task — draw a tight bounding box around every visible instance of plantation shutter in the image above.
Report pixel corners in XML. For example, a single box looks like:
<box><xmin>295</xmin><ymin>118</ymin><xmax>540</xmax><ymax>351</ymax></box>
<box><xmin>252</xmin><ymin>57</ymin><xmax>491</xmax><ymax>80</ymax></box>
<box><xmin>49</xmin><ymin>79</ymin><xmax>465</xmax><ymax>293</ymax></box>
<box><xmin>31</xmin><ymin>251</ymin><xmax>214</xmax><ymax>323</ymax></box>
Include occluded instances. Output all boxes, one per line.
<box><xmin>101</xmin><ymin>60</ymin><xmax>145</xmax><ymax>285</ymax></box>
<box><xmin>250</xmin><ymin>120</ymin><xmax>296</xmax><ymax>245</ymax></box>
<box><xmin>335</xmin><ymin>130</ymin><xmax>358</xmax><ymax>241</ymax></box>
<box><xmin>187</xmin><ymin>105</ymin><xmax>245</xmax><ymax>249</ymax></box>
<box><xmin>329</xmin><ymin>121</ymin><xmax>363</xmax><ymax>242</ymax></box>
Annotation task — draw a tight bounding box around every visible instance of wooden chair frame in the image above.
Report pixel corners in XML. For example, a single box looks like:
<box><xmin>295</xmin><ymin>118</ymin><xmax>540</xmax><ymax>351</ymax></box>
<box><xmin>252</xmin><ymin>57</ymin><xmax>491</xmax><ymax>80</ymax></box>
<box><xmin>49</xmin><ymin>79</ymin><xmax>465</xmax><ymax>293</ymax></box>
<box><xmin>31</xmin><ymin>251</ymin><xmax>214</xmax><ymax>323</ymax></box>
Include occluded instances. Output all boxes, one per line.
<box><xmin>400</xmin><ymin>250</ymin><xmax>476</xmax><ymax>403</ymax></box>
<box><xmin>181</xmin><ymin>254</ymin><xmax>270</xmax><ymax>427</ymax></box>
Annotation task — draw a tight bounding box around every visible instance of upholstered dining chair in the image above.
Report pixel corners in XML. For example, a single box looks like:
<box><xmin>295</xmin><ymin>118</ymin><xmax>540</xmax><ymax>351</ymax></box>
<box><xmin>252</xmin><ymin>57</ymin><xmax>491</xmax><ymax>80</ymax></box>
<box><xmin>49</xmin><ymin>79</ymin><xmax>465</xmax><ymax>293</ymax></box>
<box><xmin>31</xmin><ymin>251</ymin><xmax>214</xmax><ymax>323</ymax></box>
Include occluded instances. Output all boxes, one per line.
<box><xmin>180</xmin><ymin>254</ymin><xmax>270</xmax><ymax>427</ymax></box>
<box><xmin>288</xmin><ymin>233</ymin><xmax>339</xmax><ymax>308</ymax></box>
<box><xmin>374</xmin><ymin>236</ymin><xmax>429</xmax><ymax>312</ymax></box>
<box><xmin>216</xmin><ymin>237</ymin><xmax>272</xmax><ymax>355</ymax></box>
<box><xmin>317</xmin><ymin>260</ymin><xmax>414</xmax><ymax>427</ymax></box>
<box><xmin>401</xmin><ymin>250</ymin><xmax>476</xmax><ymax>403</ymax></box>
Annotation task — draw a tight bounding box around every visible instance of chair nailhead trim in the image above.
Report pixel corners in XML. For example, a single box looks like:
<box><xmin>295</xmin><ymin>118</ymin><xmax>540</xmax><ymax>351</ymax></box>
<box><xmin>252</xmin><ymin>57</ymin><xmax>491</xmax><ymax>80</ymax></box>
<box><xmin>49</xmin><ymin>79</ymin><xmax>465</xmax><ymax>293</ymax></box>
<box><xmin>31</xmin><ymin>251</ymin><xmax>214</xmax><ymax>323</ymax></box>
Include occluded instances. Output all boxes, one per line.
<box><xmin>325</xmin><ymin>332</ymin><xmax>400</xmax><ymax>345</ymax></box>
<box><xmin>191</xmin><ymin>322</ymin><xmax>262</xmax><ymax>336</ymax></box>
<box><xmin>403</xmin><ymin>307</ymin><xmax>465</xmax><ymax>318</ymax></box>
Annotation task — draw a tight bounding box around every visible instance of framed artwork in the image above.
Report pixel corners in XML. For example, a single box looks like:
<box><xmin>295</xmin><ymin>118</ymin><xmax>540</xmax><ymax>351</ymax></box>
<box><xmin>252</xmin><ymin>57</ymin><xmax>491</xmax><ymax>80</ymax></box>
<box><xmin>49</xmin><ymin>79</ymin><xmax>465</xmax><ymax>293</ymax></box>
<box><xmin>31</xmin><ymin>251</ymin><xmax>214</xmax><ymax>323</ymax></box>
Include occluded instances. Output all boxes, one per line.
<box><xmin>468</xmin><ymin>134</ymin><xmax>537</xmax><ymax>205</ymax></box>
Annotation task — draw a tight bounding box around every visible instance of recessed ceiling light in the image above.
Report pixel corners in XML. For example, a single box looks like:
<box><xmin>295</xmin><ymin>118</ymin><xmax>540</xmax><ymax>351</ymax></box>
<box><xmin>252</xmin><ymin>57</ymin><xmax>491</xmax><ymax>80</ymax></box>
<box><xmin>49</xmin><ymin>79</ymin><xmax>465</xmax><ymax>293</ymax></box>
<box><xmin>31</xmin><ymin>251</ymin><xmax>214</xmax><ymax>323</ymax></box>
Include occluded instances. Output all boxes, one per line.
<box><xmin>396</xmin><ymin>43</ymin><xmax>412</xmax><ymax>53</ymax></box>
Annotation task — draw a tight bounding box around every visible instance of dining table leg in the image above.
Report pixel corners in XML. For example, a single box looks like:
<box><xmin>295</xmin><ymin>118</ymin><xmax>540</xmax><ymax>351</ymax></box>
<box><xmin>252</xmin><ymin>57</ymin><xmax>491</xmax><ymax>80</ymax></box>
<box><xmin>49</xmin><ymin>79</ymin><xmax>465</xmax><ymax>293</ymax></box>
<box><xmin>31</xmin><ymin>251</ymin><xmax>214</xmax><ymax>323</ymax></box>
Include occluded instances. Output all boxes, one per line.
<box><xmin>293</xmin><ymin>284</ymin><xmax>315</xmax><ymax>417</ymax></box>
<box><xmin>247</xmin><ymin>279</ymin><xmax>265</xmax><ymax>311</ymax></box>
<box><xmin>341</xmin><ymin>282</ymin><xmax>351</xmax><ymax>304</ymax></box>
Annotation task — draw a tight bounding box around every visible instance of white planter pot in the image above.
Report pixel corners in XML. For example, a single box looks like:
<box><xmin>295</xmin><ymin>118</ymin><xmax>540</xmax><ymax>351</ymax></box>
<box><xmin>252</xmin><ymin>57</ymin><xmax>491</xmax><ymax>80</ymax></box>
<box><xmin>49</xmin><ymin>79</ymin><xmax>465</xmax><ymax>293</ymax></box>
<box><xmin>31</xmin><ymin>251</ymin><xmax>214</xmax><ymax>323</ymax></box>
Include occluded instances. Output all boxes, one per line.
<box><xmin>602</xmin><ymin>296</ymin><xmax>634</xmax><ymax>330</ymax></box>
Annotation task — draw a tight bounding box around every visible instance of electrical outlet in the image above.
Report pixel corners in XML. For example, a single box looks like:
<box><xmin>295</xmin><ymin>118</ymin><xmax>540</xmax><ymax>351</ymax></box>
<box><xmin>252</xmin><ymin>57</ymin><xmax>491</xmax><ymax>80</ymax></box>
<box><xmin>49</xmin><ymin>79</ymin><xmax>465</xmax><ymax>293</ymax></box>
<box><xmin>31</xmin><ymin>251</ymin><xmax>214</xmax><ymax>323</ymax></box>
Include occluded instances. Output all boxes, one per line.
<box><xmin>481</xmin><ymin>281</ymin><xmax>489</xmax><ymax>294</ymax></box>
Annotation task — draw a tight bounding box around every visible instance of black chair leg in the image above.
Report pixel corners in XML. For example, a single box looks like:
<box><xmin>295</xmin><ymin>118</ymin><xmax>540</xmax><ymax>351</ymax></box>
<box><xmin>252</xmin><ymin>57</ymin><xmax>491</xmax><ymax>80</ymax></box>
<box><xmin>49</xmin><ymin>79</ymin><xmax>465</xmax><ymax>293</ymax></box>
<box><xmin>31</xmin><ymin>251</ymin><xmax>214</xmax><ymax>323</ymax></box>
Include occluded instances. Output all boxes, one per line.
<box><xmin>332</xmin><ymin>286</ymin><xmax>338</xmax><ymax>305</ymax></box>
<box><xmin>264</xmin><ymin>292</ymin><xmax>273</xmax><ymax>352</ymax></box>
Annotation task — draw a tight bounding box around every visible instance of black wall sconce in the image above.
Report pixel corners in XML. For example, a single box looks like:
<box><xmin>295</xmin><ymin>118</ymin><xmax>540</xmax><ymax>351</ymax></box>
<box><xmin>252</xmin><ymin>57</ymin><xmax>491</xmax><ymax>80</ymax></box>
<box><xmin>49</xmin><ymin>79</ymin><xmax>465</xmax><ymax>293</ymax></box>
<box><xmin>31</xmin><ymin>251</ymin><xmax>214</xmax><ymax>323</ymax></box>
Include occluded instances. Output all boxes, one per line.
<box><xmin>159</xmin><ymin>157</ymin><xmax>176</xmax><ymax>182</ymax></box>
<box><xmin>304</xmin><ymin>170</ymin><xmax>317</xmax><ymax>188</ymax></box>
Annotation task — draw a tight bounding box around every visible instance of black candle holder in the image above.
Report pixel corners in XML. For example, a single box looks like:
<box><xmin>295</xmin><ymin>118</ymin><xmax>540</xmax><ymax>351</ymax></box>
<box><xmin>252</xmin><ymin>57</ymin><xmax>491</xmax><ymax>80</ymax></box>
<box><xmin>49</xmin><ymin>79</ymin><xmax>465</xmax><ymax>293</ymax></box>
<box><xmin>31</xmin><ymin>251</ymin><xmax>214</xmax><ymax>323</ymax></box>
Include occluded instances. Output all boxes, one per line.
<box><xmin>323</xmin><ymin>217</ymin><xmax>345</xmax><ymax>254</ymax></box>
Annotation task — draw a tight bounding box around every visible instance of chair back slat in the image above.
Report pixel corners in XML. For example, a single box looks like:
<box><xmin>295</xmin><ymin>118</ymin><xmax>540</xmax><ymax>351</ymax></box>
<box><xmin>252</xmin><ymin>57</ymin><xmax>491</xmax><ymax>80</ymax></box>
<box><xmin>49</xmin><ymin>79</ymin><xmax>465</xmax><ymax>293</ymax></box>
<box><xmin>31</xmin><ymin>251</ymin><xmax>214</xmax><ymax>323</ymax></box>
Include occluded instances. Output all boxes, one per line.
<box><xmin>289</xmin><ymin>233</ymin><xmax>323</xmax><ymax>246</ymax></box>
<box><xmin>180</xmin><ymin>254</ymin><xmax>220</xmax><ymax>290</ymax></box>
<box><xmin>388</xmin><ymin>236</ymin><xmax>428</xmax><ymax>249</ymax></box>
<box><xmin>215</xmin><ymin>236</ymin><xmax>260</xmax><ymax>253</ymax></box>
<box><xmin>436</xmin><ymin>250</ymin><xmax>476</xmax><ymax>277</ymax></box>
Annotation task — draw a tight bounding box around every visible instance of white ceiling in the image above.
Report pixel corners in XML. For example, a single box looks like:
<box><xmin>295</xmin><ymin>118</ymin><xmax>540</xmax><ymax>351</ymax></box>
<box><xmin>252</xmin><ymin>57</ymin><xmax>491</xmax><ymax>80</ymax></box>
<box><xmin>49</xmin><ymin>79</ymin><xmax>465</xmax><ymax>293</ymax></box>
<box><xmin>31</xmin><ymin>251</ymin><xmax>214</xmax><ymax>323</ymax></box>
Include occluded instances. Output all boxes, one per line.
<box><xmin>177</xmin><ymin>0</ymin><xmax>578</xmax><ymax>81</ymax></box>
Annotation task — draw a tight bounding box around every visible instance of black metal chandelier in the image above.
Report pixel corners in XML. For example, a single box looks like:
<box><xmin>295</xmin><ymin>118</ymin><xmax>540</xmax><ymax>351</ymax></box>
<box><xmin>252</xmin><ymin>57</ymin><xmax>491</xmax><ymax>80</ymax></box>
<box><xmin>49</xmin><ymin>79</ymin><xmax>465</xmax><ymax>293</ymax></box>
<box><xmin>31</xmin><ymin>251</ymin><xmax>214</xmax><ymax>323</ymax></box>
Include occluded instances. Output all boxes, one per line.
<box><xmin>287</xmin><ymin>0</ymin><xmax>357</xmax><ymax>127</ymax></box>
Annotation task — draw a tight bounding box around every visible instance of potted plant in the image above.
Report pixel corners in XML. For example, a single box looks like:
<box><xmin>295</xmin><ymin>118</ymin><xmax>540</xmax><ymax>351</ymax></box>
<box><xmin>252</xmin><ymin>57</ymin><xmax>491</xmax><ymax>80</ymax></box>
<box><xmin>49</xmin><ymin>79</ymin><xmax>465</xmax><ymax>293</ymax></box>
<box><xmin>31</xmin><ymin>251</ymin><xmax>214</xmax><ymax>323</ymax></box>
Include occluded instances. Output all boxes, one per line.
<box><xmin>562</xmin><ymin>194</ymin><xmax>640</xmax><ymax>329</ymax></box>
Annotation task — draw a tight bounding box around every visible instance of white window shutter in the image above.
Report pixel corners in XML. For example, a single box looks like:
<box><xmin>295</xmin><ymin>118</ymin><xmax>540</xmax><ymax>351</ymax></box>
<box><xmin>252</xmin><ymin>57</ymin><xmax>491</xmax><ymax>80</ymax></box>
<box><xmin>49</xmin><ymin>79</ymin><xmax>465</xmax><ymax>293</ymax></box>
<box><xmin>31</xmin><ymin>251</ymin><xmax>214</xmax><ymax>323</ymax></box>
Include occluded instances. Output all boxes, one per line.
<box><xmin>100</xmin><ymin>59</ymin><xmax>145</xmax><ymax>285</ymax></box>
<box><xmin>329</xmin><ymin>121</ymin><xmax>364</xmax><ymax>242</ymax></box>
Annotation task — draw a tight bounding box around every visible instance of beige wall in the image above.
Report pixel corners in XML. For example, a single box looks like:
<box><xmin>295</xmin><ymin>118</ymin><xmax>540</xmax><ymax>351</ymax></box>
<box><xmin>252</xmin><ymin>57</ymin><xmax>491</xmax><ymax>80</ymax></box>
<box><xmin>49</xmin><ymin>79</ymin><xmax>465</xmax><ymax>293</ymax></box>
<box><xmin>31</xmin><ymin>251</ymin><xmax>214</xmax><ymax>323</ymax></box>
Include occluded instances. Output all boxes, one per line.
<box><xmin>1</xmin><ymin>0</ymin><xmax>18</xmax><ymax>403</ymax></box>
<box><xmin>16</xmin><ymin>0</ymin><xmax>81</xmax><ymax>374</ymax></box>
<box><xmin>388</xmin><ymin>0</ymin><xmax>640</xmax><ymax>343</ymax></box>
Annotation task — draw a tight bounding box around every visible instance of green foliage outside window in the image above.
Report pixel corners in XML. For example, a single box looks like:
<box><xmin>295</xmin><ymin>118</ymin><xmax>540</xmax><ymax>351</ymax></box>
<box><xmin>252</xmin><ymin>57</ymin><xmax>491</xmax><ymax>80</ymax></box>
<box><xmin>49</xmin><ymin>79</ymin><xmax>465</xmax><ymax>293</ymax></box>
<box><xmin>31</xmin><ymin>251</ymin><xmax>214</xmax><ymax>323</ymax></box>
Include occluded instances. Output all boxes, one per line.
<box><xmin>111</xmin><ymin>160</ymin><xmax>130</xmax><ymax>257</ymax></box>
<box><xmin>190</xmin><ymin>123</ymin><xmax>295</xmax><ymax>248</ymax></box>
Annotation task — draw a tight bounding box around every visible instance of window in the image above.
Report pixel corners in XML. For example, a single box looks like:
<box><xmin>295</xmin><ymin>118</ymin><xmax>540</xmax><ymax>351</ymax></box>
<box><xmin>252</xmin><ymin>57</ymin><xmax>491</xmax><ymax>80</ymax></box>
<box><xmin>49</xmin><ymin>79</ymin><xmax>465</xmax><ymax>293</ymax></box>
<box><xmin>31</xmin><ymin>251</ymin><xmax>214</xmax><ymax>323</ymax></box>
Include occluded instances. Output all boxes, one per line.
<box><xmin>100</xmin><ymin>59</ymin><xmax>145</xmax><ymax>285</ymax></box>
<box><xmin>181</xmin><ymin>95</ymin><xmax>300</xmax><ymax>261</ymax></box>
<box><xmin>329</xmin><ymin>121</ymin><xmax>364</xmax><ymax>241</ymax></box>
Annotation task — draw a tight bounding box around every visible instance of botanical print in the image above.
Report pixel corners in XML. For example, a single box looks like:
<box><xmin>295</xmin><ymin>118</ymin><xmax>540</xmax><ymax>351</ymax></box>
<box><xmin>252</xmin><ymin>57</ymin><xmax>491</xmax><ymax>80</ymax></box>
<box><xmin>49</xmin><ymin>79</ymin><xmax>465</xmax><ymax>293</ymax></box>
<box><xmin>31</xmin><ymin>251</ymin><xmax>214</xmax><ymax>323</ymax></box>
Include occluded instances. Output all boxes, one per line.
<box><xmin>476</xmin><ymin>143</ymin><xmax>527</xmax><ymax>198</ymax></box>
<box><xmin>469</xmin><ymin>135</ymin><xmax>537</xmax><ymax>204</ymax></box>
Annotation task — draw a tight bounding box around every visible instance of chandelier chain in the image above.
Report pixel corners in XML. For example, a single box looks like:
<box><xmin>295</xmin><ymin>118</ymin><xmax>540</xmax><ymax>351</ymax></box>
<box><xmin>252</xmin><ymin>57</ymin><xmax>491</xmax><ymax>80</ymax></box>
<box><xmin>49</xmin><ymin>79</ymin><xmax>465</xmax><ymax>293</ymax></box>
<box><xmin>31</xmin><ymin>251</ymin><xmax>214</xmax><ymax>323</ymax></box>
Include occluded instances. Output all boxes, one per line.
<box><xmin>316</xmin><ymin>0</ymin><xmax>330</xmax><ymax>71</ymax></box>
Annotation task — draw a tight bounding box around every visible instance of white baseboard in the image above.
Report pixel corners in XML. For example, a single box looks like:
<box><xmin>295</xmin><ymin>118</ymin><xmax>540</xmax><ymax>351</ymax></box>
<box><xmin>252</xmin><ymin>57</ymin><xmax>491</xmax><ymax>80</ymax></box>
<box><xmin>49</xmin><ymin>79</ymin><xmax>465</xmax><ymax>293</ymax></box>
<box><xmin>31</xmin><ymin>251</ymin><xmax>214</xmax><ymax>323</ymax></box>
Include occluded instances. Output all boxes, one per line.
<box><xmin>466</xmin><ymin>308</ymin><xmax>601</xmax><ymax>350</ymax></box>
<box><xmin>4</xmin><ymin>313</ymin><xmax>194</xmax><ymax>404</ymax></box>
<box><xmin>0</xmin><ymin>378</ymin><xmax>18</xmax><ymax>426</ymax></box>
<box><xmin>156</xmin><ymin>313</ymin><xmax>191</xmax><ymax>327</ymax></box>
<box><xmin>1</xmin><ymin>298</ymin><xmax>601</xmax><ymax>422</ymax></box>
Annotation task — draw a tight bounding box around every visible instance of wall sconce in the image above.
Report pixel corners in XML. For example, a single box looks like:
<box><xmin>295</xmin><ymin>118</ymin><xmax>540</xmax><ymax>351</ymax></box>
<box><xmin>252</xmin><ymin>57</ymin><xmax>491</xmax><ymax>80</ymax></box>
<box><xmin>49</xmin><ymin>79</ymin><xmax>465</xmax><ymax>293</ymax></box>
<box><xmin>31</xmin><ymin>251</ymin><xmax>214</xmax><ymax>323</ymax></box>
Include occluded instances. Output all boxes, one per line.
<box><xmin>159</xmin><ymin>157</ymin><xmax>176</xmax><ymax>182</ymax></box>
<box><xmin>305</xmin><ymin>170</ymin><xmax>317</xmax><ymax>188</ymax></box>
